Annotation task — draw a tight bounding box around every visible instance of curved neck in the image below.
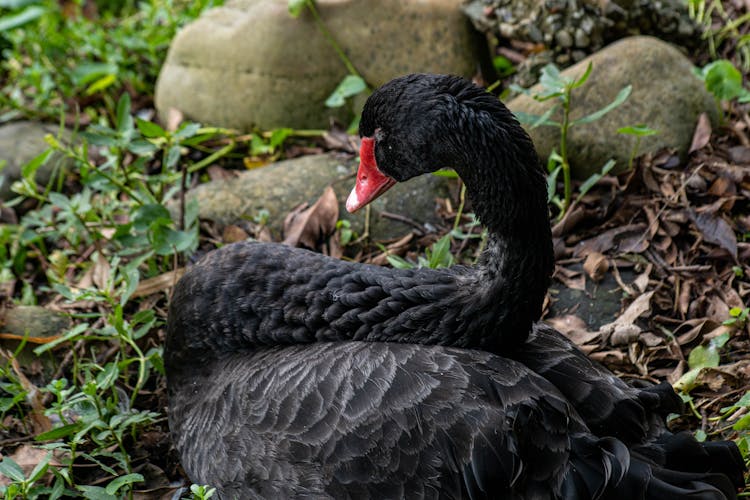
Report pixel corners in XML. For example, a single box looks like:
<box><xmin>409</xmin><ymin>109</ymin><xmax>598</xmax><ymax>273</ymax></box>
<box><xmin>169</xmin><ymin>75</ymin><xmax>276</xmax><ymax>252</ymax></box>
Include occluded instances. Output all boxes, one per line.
<box><xmin>450</xmin><ymin>112</ymin><xmax>554</xmax><ymax>346</ymax></box>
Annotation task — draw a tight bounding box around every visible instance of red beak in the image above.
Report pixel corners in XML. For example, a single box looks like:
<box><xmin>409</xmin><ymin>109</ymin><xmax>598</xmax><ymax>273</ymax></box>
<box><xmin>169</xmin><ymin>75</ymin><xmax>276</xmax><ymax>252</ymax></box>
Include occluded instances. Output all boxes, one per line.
<box><xmin>346</xmin><ymin>137</ymin><xmax>397</xmax><ymax>213</ymax></box>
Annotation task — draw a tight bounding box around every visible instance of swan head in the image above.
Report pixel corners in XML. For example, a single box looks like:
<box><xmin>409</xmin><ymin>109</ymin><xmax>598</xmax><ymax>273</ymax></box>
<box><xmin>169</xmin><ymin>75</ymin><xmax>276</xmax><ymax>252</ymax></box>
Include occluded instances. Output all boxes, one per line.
<box><xmin>346</xmin><ymin>73</ymin><xmax>507</xmax><ymax>213</ymax></box>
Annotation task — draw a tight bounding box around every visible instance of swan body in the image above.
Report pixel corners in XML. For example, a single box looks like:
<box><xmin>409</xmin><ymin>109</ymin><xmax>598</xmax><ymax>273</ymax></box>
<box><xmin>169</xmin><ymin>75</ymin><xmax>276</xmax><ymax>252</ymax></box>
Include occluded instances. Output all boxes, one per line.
<box><xmin>166</xmin><ymin>74</ymin><xmax>745</xmax><ymax>498</ymax></box>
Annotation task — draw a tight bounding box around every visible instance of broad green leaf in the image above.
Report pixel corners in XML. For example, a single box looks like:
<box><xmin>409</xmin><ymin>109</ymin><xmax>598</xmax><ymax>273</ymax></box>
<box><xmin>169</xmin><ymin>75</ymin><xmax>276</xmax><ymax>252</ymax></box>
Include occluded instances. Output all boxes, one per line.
<box><xmin>132</xmin><ymin>203</ymin><xmax>171</xmax><ymax>231</ymax></box>
<box><xmin>0</xmin><ymin>5</ymin><xmax>45</xmax><ymax>31</ymax></box>
<box><xmin>105</xmin><ymin>473</ymin><xmax>144</xmax><ymax>495</ymax></box>
<box><xmin>77</xmin><ymin>484</ymin><xmax>117</xmax><ymax>500</ymax></box>
<box><xmin>35</xmin><ymin>423</ymin><xmax>81</xmax><ymax>441</ymax></box>
<box><xmin>326</xmin><ymin>75</ymin><xmax>367</xmax><ymax>108</ymax></box>
<box><xmin>269</xmin><ymin>128</ymin><xmax>293</xmax><ymax>149</ymax></box>
<box><xmin>702</xmin><ymin>60</ymin><xmax>744</xmax><ymax>101</ymax></box>
<box><xmin>165</xmin><ymin>144</ymin><xmax>181</xmax><ymax>169</ymax></box>
<box><xmin>288</xmin><ymin>0</ymin><xmax>307</xmax><ymax>17</ymax></box>
<box><xmin>539</xmin><ymin>63</ymin><xmax>566</xmax><ymax>94</ymax></box>
<box><xmin>173</xmin><ymin>122</ymin><xmax>202</xmax><ymax>141</ymax></box>
<box><xmin>572</xmin><ymin>85</ymin><xmax>632</xmax><ymax>125</ymax></box>
<box><xmin>688</xmin><ymin>344</ymin><xmax>719</xmax><ymax>370</ymax></box>
<box><xmin>0</xmin><ymin>457</ymin><xmax>25</xmax><ymax>482</ymax></box>
<box><xmin>513</xmin><ymin>111</ymin><xmax>559</xmax><ymax>127</ymax></box>
<box><xmin>733</xmin><ymin>412</ymin><xmax>750</xmax><ymax>431</ymax></box>
<box><xmin>136</xmin><ymin>118</ymin><xmax>167</xmax><ymax>138</ymax></box>
<box><xmin>694</xmin><ymin>429</ymin><xmax>707</xmax><ymax>442</ymax></box>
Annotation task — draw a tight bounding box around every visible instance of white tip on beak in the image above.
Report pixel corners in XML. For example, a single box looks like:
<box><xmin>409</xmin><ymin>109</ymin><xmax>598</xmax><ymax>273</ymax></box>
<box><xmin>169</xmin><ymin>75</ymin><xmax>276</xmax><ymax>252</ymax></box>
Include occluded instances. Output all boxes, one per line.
<box><xmin>345</xmin><ymin>187</ymin><xmax>360</xmax><ymax>213</ymax></box>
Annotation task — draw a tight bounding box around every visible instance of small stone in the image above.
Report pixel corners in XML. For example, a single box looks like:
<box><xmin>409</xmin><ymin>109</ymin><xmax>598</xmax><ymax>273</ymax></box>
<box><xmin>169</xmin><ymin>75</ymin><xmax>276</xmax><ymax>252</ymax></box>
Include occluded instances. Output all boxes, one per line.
<box><xmin>574</xmin><ymin>28</ymin><xmax>590</xmax><ymax>47</ymax></box>
<box><xmin>555</xmin><ymin>29</ymin><xmax>574</xmax><ymax>48</ymax></box>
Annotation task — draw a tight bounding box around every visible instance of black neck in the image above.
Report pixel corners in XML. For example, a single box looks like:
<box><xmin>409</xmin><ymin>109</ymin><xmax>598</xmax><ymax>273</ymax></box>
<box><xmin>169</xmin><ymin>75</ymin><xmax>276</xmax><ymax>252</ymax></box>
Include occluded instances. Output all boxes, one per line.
<box><xmin>449</xmin><ymin>108</ymin><xmax>554</xmax><ymax>347</ymax></box>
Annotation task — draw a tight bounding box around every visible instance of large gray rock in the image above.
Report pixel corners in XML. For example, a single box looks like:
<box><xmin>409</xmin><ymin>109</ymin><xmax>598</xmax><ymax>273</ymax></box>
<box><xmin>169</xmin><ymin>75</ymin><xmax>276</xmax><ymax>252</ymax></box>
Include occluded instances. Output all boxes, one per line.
<box><xmin>0</xmin><ymin>122</ymin><xmax>70</xmax><ymax>200</ymax></box>
<box><xmin>155</xmin><ymin>0</ymin><xmax>484</xmax><ymax>130</ymax></box>
<box><xmin>186</xmin><ymin>154</ymin><xmax>452</xmax><ymax>241</ymax></box>
<box><xmin>507</xmin><ymin>36</ymin><xmax>717</xmax><ymax>179</ymax></box>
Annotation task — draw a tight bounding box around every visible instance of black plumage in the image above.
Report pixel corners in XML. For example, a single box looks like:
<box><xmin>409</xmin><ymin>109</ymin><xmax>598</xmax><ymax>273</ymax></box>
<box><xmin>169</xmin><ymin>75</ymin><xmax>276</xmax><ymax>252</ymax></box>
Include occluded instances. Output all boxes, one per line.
<box><xmin>166</xmin><ymin>74</ymin><xmax>745</xmax><ymax>498</ymax></box>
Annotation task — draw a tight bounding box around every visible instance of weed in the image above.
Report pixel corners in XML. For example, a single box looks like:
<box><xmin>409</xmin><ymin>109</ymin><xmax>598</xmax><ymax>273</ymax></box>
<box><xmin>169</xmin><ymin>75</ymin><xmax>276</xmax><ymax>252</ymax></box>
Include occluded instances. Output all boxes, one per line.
<box><xmin>512</xmin><ymin>63</ymin><xmax>631</xmax><ymax>218</ymax></box>
<box><xmin>617</xmin><ymin>124</ymin><xmax>659</xmax><ymax>172</ymax></box>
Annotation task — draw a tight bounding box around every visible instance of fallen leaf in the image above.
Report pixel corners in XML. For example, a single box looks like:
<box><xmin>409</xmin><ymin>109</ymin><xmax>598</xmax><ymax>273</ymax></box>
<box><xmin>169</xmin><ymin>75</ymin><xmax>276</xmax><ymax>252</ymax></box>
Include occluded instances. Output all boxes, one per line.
<box><xmin>131</xmin><ymin>269</ymin><xmax>186</xmax><ymax>299</ymax></box>
<box><xmin>691</xmin><ymin>210</ymin><xmax>738</xmax><ymax>259</ymax></box>
<box><xmin>689</xmin><ymin>112</ymin><xmax>712</xmax><ymax>153</ymax></box>
<box><xmin>166</xmin><ymin>108</ymin><xmax>183</xmax><ymax>132</ymax></box>
<box><xmin>92</xmin><ymin>253</ymin><xmax>111</xmax><ymax>292</ymax></box>
<box><xmin>222</xmin><ymin>225</ymin><xmax>250</xmax><ymax>244</ymax></box>
<box><xmin>283</xmin><ymin>186</ymin><xmax>339</xmax><ymax>249</ymax></box>
<box><xmin>583</xmin><ymin>252</ymin><xmax>608</xmax><ymax>281</ymax></box>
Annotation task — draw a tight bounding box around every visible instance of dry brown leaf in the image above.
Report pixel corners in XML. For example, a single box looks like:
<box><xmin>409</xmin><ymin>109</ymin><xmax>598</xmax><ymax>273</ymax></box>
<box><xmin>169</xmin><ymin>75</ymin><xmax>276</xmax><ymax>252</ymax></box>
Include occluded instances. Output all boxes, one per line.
<box><xmin>691</xmin><ymin>210</ymin><xmax>738</xmax><ymax>259</ymax></box>
<box><xmin>545</xmin><ymin>315</ymin><xmax>600</xmax><ymax>346</ymax></box>
<box><xmin>583</xmin><ymin>252</ymin><xmax>608</xmax><ymax>282</ymax></box>
<box><xmin>131</xmin><ymin>269</ymin><xmax>186</xmax><ymax>299</ymax></box>
<box><xmin>222</xmin><ymin>225</ymin><xmax>250</xmax><ymax>244</ymax></box>
<box><xmin>615</xmin><ymin>290</ymin><xmax>655</xmax><ymax>325</ymax></box>
<box><xmin>283</xmin><ymin>186</ymin><xmax>339</xmax><ymax>248</ymax></box>
<box><xmin>92</xmin><ymin>253</ymin><xmax>111</xmax><ymax>291</ymax></box>
<box><xmin>555</xmin><ymin>267</ymin><xmax>586</xmax><ymax>291</ymax></box>
<box><xmin>609</xmin><ymin>324</ymin><xmax>642</xmax><ymax>346</ymax></box>
<box><xmin>689</xmin><ymin>113</ymin><xmax>712</xmax><ymax>153</ymax></box>
<box><xmin>166</xmin><ymin>108</ymin><xmax>184</xmax><ymax>132</ymax></box>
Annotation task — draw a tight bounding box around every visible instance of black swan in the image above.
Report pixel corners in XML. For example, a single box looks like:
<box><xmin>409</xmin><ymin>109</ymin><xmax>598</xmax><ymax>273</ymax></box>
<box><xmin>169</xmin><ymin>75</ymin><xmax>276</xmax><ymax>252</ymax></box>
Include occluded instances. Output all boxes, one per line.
<box><xmin>166</xmin><ymin>74</ymin><xmax>744</xmax><ymax>498</ymax></box>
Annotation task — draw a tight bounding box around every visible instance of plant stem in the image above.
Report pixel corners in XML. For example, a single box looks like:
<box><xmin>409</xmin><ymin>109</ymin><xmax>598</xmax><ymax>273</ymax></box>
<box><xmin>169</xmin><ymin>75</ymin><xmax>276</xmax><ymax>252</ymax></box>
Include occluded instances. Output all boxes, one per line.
<box><xmin>305</xmin><ymin>0</ymin><xmax>366</xmax><ymax>82</ymax></box>
<box><xmin>559</xmin><ymin>98</ymin><xmax>572</xmax><ymax>217</ymax></box>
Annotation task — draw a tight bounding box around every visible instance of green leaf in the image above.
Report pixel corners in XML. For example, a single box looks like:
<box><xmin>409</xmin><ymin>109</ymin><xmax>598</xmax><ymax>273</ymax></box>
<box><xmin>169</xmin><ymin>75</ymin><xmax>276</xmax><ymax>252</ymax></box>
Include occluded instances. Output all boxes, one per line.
<box><xmin>0</xmin><ymin>5</ymin><xmax>45</xmax><ymax>32</ymax></box>
<box><xmin>617</xmin><ymin>124</ymin><xmax>659</xmax><ymax>137</ymax></box>
<box><xmin>105</xmin><ymin>473</ymin><xmax>143</xmax><ymax>495</ymax></box>
<box><xmin>539</xmin><ymin>63</ymin><xmax>566</xmax><ymax>95</ymax></box>
<box><xmin>431</xmin><ymin>169</ymin><xmax>459</xmax><ymax>178</ymax></box>
<box><xmin>572</xmin><ymin>85</ymin><xmax>632</xmax><ymax>125</ymax></box>
<box><xmin>547</xmin><ymin>164</ymin><xmax>561</xmax><ymax>203</ymax></box>
<box><xmin>0</xmin><ymin>457</ymin><xmax>25</xmax><ymax>482</ymax></box>
<box><xmin>21</xmin><ymin>149</ymin><xmax>52</xmax><ymax>179</ymax></box>
<box><xmin>529</xmin><ymin>104</ymin><xmax>560</xmax><ymax>129</ymax></box>
<box><xmin>570</xmin><ymin>62</ymin><xmax>593</xmax><ymax>89</ymax></box>
<box><xmin>386</xmin><ymin>255</ymin><xmax>415</xmax><ymax>269</ymax></box>
<box><xmin>733</xmin><ymin>413</ymin><xmax>750</xmax><ymax>431</ymax></box>
<box><xmin>165</xmin><ymin>144</ymin><xmax>181</xmax><ymax>169</ymax></box>
<box><xmin>85</xmin><ymin>74</ymin><xmax>117</xmax><ymax>96</ymax></box>
<box><xmin>577</xmin><ymin>159</ymin><xmax>616</xmax><ymax>200</ymax></box>
<box><xmin>694</xmin><ymin>429</ymin><xmax>707</xmax><ymax>442</ymax></box>
<box><xmin>27</xmin><ymin>453</ymin><xmax>51</xmax><ymax>483</ymax></box>
<box><xmin>136</xmin><ymin>118</ymin><xmax>167</xmax><ymax>138</ymax></box>
<box><xmin>688</xmin><ymin>344</ymin><xmax>720</xmax><ymax>370</ymax></box>
<box><xmin>702</xmin><ymin>60</ymin><xmax>744</xmax><ymax>101</ymax></box>
<box><xmin>173</xmin><ymin>122</ymin><xmax>202</xmax><ymax>141</ymax></box>
<box><xmin>77</xmin><ymin>484</ymin><xmax>117</xmax><ymax>500</ymax></box>
<box><xmin>71</xmin><ymin>63</ymin><xmax>118</xmax><ymax>87</ymax></box>
<box><xmin>115</xmin><ymin>93</ymin><xmax>133</xmax><ymax>134</ymax></box>
<box><xmin>288</xmin><ymin>0</ymin><xmax>307</xmax><ymax>17</ymax></box>
<box><xmin>35</xmin><ymin>423</ymin><xmax>81</xmax><ymax>441</ymax></box>
<box><xmin>326</xmin><ymin>75</ymin><xmax>367</xmax><ymax>108</ymax></box>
